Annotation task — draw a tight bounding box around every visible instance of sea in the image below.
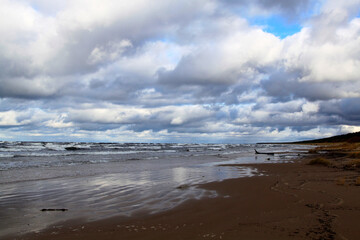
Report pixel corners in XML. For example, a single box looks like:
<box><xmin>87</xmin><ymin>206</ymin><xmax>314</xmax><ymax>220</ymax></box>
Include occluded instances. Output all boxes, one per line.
<box><xmin>0</xmin><ymin>141</ymin><xmax>311</xmax><ymax>237</ymax></box>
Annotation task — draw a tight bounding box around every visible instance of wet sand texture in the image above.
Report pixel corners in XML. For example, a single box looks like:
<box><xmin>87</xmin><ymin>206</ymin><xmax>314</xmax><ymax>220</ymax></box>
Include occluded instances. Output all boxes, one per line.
<box><xmin>12</xmin><ymin>150</ymin><xmax>360</xmax><ymax>240</ymax></box>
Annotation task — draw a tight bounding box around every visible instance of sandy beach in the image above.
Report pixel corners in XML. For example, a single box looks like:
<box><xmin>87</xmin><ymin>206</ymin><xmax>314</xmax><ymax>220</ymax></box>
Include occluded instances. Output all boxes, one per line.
<box><xmin>8</xmin><ymin>143</ymin><xmax>360</xmax><ymax>240</ymax></box>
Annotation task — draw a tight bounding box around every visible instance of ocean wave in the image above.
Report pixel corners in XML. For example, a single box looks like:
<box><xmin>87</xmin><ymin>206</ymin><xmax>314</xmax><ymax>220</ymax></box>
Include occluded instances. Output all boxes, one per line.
<box><xmin>0</xmin><ymin>142</ymin><xmax>259</xmax><ymax>171</ymax></box>
<box><xmin>0</xmin><ymin>158</ymin><xmax>116</xmax><ymax>170</ymax></box>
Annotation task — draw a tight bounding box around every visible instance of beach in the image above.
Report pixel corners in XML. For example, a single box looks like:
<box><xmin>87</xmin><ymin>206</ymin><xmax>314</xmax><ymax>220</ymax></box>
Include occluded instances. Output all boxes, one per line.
<box><xmin>2</xmin><ymin>142</ymin><xmax>360</xmax><ymax>239</ymax></box>
<box><xmin>2</xmin><ymin>1</ymin><xmax>360</xmax><ymax>239</ymax></box>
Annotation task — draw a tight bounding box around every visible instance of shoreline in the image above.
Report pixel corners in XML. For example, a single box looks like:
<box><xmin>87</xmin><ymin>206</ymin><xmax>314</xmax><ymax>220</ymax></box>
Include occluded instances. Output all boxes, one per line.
<box><xmin>6</xmin><ymin>149</ymin><xmax>360</xmax><ymax>240</ymax></box>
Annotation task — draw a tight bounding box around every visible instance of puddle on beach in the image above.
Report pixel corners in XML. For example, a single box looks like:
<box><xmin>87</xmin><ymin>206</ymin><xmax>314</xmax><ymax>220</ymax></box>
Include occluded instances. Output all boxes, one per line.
<box><xmin>0</xmin><ymin>161</ymin><xmax>258</xmax><ymax>237</ymax></box>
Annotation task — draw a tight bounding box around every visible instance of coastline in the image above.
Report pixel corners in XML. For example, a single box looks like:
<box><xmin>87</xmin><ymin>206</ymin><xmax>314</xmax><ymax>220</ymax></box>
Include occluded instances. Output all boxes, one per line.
<box><xmin>6</xmin><ymin>146</ymin><xmax>360</xmax><ymax>240</ymax></box>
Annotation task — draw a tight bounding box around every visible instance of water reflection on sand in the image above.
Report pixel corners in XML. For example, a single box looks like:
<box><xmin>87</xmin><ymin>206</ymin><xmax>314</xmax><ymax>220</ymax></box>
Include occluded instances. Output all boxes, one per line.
<box><xmin>0</xmin><ymin>163</ymin><xmax>256</xmax><ymax>237</ymax></box>
<box><xmin>0</xmin><ymin>144</ymin><xmax>311</xmax><ymax>237</ymax></box>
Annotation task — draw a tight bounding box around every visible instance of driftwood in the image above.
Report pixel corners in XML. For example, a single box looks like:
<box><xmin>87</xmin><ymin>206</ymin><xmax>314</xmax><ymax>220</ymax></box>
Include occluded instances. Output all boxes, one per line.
<box><xmin>255</xmin><ymin>149</ymin><xmax>275</xmax><ymax>155</ymax></box>
<box><xmin>177</xmin><ymin>184</ymin><xmax>190</xmax><ymax>190</ymax></box>
<box><xmin>41</xmin><ymin>209</ymin><xmax>68</xmax><ymax>212</ymax></box>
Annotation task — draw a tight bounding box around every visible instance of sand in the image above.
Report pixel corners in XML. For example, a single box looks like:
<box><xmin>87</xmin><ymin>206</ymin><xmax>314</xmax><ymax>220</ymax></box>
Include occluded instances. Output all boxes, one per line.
<box><xmin>6</xmin><ymin>152</ymin><xmax>360</xmax><ymax>240</ymax></box>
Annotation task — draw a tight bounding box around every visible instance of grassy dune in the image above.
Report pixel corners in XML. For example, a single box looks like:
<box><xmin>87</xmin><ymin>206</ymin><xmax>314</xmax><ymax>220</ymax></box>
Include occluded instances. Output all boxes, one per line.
<box><xmin>304</xmin><ymin>132</ymin><xmax>360</xmax><ymax>187</ymax></box>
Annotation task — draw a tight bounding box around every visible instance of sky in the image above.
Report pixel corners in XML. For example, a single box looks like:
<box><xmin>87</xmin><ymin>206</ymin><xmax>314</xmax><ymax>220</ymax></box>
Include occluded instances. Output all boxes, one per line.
<box><xmin>0</xmin><ymin>0</ymin><xmax>360</xmax><ymax>143</ymax></box>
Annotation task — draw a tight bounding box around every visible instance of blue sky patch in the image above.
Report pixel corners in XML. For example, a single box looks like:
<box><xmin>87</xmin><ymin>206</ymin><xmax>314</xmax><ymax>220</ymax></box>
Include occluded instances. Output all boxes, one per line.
<box><xmin>249</xmin><ymin>16</ymin><xmax>302</xmax><ymax>38</ymax></box>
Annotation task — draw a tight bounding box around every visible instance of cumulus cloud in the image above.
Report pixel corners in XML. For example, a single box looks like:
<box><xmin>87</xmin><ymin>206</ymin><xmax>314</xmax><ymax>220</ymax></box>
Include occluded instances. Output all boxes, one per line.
<box><xmin>0</xmin><ymin>108</ymin><xmax>53</xmax><ymax>127</ymax></box>
<box><xmin>281</xmin><ymin>20</ymin><xmax>360</xmax><ymax>83</ymax></box>
<box><xmin>0</xmin><ymin>0</ymin><xmax>360</xmax><ymax>142</ymax></box>
<box><xmin>159</xmin><ymin>19</ymin><xmax>282</xmax><ymax>87</ymax></box>
<box><xmin>87</xmin><ymin>40</ymin><xmax>133</xmax><ymax>65</ymax></box>
<box><xmin>67</xmin><ymin>104</ymin><xmax>214</xmax><ymax>132</ymax></box>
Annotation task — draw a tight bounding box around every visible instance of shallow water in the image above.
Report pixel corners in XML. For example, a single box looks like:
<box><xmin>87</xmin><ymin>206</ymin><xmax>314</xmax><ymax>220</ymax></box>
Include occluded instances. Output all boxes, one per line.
<box><xmin>0</xmin><ymin>142</ymin><xmax>311</xmax><ymax>237</ymax></box>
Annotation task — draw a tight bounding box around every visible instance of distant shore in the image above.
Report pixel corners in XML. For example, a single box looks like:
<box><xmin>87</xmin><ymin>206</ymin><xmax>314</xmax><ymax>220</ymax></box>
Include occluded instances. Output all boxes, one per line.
<box><xmin>9</xmin><ymin>142</ymin><xmax>360</xmax><ymax>240</ymax></box>
<box><xmin>259</xmin><ymin>131</ymin><xmax>360</xmax><ymax>145</ymax></box>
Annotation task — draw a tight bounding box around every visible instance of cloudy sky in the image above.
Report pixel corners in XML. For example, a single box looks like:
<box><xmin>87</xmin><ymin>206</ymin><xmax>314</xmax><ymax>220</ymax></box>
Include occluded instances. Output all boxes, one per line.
<box><xmin>0</xmin><ymin>0</ymin><xmax>360</xmax><ymax>143</ymax></box>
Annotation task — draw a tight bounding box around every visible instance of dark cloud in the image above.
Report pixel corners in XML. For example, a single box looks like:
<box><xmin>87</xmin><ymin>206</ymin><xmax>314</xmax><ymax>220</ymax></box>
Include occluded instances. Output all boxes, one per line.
<box><xmin>261</xmin><ymin>70</ymin><xmax>359</xmax><ymax>101</ymax></box>
<box><xmin>319</xmin><ymin>98</ymin><xmax>360</xmax><ymax>123</ymax></box>
<box><xmin>223</xmin><ymin>0</ymin><xmax>311</xmax><ymax>19</ymax></box>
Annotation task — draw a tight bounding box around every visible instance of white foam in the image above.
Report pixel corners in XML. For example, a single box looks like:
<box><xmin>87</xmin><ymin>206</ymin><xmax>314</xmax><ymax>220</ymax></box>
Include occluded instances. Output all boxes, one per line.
<box><xmin>0</xmin><ymin>153</ymin><xmax>14</xmax><ymax>158</ymax></box>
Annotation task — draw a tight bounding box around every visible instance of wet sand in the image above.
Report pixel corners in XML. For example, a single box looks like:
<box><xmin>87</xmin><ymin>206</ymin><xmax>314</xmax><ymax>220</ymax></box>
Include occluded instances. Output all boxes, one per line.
<box><xmin>7</xmin><ymin>153</ymin><xmax>360</xmax><ymax>240</ymax></box>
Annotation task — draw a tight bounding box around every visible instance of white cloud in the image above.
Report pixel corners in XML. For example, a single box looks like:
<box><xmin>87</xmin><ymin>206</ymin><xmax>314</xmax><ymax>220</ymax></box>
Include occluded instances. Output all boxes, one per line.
<box><xmin>0</xmin><ymin>111</ymin><xmax>22</xmax><ymax>126</ymax></box>
<box><xmin>160</xmin><ymin>16</ymin><xmax>282</xmax><ymax>86</ymax></box>
<box><xmin>45</xmin><ymin>114</ymin><xmax>74</xmax><ymax>128</ymax></box>
<box><xmin>0</xmin><ymin>108</ymin><xmax>52</xmax><ymax>127</ymax></box>
<box><xmin>0</xmin><ymin>75</ymin><xmax>64</xmax><ymax>98</ymax></box>
<box><xmin>282</xmin><ymin>17</ymin><xmax>360</xmax><ymax>83</ymax></box>
<box><xmin>302</xmin><ymin>102</ymin><xmax>319</xmax><ymax>113</ymax></box>
<box><xmin>87</xmin><ymin>40</ymin><xmax>132</xmax><ymax>65</ymax></box>
<box><xmin>340</xmin><ymin>125</ymin><xmax>360</xmax><ymax>133</ymax></box>
<box><xmin>68</xmin><ymin>104</ymin><xmax>213</xmax><ymax>127</ymax></box>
